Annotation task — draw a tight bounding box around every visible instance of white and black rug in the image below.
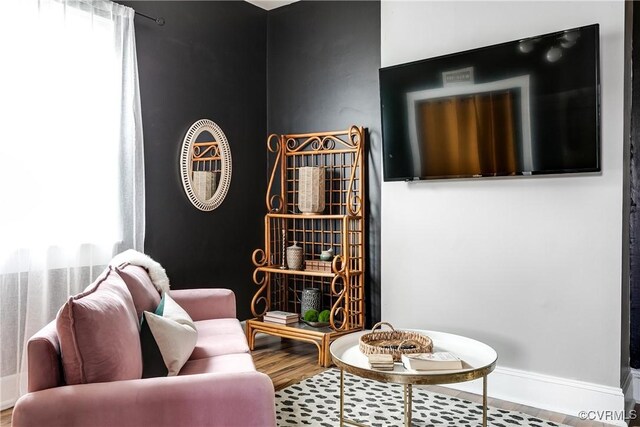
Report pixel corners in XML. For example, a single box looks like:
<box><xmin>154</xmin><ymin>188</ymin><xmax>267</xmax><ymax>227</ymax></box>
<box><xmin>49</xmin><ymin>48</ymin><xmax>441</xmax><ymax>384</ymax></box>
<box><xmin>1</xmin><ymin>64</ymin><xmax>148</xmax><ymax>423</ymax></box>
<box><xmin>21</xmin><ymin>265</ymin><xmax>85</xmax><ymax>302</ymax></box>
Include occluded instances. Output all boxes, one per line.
<box><xmin>275</xmin><ymin>369</ymin><xmax>567</xmax><ymax>426</ymax></box>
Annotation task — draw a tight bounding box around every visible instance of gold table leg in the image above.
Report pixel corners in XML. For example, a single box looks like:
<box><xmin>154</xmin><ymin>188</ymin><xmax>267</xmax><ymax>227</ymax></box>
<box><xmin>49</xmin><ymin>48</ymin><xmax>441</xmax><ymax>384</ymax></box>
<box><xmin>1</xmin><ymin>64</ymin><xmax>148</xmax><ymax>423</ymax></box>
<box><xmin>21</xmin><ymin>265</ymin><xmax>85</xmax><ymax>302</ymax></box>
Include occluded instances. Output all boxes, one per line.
<box><xmin>403</xmin><ymin>385</ymin><xmax>406</xmax><ymax>424</ymax></box>
<box><xmin>340</xmin><ymin>368</ymin><xmax>344</xmax><ymax>426</ymax></box>
<box><xmin>338</xmin><ymin>369</ymin><xmax>370</xmax><ymax>427</ymax></box>
<box><xmin>482</xmin><ymin>375</ymin><xmax>488</xmax><ymax>427</ymax></box>
<box><xmin>403</xmin><ymin>384</ymin><xmax>413</xmax><ymax>426</ymax></box>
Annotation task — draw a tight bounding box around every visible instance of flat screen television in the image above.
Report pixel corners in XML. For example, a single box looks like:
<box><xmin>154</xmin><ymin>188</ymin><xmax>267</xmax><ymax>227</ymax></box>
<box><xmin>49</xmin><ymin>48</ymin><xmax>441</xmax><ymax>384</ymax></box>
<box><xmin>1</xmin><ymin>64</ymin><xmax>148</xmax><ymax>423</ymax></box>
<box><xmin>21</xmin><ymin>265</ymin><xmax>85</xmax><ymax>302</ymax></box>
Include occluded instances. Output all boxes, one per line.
<box><xmin>380</xmin><ymin>24</ymin><xmax>600</xmax><ymax>181</ymax></box>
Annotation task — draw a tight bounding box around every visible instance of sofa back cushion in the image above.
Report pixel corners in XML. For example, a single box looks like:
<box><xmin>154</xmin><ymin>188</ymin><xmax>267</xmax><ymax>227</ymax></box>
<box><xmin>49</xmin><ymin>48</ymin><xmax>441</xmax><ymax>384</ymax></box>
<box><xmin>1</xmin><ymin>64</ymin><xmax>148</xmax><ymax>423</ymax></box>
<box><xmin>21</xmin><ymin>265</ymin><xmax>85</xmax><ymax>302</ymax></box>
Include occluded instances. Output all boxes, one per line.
<box><xmin>56</xmin><ymin>268</ymin><xmax>142</xmax><ymax>385</ymax></box>
<box><xmin>114</xmin><ymin>264</ymin><xmax>161</xmax><ymax>319</ymax></box>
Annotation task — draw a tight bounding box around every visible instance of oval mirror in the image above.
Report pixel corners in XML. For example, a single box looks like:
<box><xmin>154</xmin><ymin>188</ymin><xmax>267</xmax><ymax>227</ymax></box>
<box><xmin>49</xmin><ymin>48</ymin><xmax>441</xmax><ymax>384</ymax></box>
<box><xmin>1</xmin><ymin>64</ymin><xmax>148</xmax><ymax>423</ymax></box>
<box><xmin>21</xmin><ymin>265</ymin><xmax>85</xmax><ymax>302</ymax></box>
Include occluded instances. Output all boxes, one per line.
<box><xmin>180</xmin><ymin>119</ymin><xmax>232</xmax><ymax>211</ymax></box>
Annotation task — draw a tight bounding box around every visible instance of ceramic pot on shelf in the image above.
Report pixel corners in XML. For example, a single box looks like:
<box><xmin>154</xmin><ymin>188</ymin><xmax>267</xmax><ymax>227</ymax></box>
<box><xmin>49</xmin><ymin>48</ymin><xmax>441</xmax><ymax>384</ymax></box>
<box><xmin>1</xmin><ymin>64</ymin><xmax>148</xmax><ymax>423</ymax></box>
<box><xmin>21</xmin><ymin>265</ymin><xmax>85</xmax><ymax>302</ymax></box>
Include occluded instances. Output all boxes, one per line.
<box><xmin>301</xmin><ymin>288</ymin><xmax>322</xmax><ymax>316</ymax></box>
<box><xmin>286</xmin><ymin>241</ymin><xmax>303</xmax><ymax>270</ymax></box>
<box><xmin>320</xmin><ymin>248</ymin><xmax>334</xmax><ymax>261</ymax></box>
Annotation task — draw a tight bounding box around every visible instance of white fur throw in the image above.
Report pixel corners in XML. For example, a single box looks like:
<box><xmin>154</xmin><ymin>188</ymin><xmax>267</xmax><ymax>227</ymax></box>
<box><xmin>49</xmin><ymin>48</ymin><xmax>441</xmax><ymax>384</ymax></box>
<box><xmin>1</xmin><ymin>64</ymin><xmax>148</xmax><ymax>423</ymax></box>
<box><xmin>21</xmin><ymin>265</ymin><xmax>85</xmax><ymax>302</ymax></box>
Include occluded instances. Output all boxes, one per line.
<box><xmin>110</xmin><ymin>250</ymin><xmax>170</xmax><ymax>294</ymax></box>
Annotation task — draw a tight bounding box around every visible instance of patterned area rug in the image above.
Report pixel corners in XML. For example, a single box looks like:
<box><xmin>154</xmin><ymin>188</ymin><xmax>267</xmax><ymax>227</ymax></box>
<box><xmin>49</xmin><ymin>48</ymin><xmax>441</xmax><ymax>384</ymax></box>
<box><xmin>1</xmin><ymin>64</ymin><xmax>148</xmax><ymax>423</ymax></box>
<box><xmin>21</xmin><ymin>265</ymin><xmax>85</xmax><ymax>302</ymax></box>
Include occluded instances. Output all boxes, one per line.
<box><xmin>275</xmin><ymin>369</ymin><xmax>567</xmax><ymax>426</ymax></box>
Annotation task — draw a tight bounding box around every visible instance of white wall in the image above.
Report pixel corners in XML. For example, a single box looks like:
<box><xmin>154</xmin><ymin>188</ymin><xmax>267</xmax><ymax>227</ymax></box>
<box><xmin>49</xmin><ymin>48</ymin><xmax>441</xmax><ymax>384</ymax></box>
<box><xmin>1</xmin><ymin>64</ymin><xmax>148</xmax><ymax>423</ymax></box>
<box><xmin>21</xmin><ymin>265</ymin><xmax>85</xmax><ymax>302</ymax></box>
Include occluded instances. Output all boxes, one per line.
<box><xmin>381</xmin><ymin>0</ymin><xmax>625</xmax><ymax>415</ymax></box>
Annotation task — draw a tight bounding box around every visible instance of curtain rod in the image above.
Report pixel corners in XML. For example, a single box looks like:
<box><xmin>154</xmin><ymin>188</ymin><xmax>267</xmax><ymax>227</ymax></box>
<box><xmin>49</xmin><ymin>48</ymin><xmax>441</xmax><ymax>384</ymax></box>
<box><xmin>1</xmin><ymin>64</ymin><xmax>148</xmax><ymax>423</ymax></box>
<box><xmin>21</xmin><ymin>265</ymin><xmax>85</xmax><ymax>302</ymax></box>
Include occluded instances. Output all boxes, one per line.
<box><xmin>134</xmin><ymin>11</ymin><xmax>165</xmax><ymax>26</ymax></box>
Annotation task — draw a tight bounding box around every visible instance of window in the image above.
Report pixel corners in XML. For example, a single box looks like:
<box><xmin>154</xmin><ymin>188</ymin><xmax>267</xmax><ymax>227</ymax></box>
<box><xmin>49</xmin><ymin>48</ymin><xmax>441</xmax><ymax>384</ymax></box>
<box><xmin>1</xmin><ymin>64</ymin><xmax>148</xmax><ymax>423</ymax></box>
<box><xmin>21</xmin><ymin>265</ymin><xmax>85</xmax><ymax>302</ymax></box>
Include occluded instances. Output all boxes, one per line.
<box><xmin>0</xmin><ymin>0</ymin><xmax>144</xmax><ymax>405</ymax></box>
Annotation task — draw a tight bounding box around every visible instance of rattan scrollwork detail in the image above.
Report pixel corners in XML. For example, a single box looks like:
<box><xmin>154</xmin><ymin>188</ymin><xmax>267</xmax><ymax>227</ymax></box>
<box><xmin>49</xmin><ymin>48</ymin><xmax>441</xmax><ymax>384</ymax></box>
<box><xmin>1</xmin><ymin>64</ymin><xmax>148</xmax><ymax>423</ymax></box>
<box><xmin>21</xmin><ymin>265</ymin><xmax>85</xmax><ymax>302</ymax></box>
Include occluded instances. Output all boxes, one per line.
<box><xmin>329</xmin><ymin>255</ymin><xmax>347</xmax><ymax>331</ymax></box>
<box><xmin>250</xmin><ymin>268</ymin><xmax>269</xmax><ymax>318</ymax></box>
<box><xmin>248</xmin><ymin>126</ymin><xmax>366</xmax><ymax>366</ymax></box>
<box><xmin>250</xmin><ymin>249</ymin><xmax>270</xmax><ymax>317</ymax></box>
<box><xmin>266</xmin><ymin>134</ymin><xmax>284</xmax><ymax>212</ymax></box>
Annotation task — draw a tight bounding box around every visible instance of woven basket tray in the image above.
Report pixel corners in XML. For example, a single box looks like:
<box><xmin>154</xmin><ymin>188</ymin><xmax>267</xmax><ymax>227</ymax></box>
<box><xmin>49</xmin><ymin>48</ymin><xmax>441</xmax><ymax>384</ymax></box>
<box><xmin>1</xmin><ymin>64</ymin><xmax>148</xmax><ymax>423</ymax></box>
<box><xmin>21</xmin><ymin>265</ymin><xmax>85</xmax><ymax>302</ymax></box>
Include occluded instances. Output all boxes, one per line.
<box><xmin>359</xmin><ymin>322</ymin><xmax>433</xmax><ymax>361</ymax></box>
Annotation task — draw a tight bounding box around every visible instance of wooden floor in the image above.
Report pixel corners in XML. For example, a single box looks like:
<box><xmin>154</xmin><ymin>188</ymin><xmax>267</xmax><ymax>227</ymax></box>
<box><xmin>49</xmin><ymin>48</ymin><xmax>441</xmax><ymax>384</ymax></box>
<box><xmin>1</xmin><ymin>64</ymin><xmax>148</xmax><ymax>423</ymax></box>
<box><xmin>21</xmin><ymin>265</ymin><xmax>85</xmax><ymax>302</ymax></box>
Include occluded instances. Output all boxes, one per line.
<box><xmin>1</xmin><ymin>334</ymin><xmax>636</xmax><ymax>427</ymax></box>
<box><xmin>0</xmin><ymin>409</ymin><xmax>8</xmax><ymax>427</ymax></box>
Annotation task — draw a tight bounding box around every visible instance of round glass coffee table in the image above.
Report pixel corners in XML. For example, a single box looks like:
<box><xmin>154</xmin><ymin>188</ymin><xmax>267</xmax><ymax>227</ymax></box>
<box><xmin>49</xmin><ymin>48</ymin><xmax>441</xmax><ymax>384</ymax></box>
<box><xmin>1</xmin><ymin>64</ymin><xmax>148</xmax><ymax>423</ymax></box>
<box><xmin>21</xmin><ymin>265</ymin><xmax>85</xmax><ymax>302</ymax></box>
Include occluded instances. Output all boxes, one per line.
<box><xmin>330</xmin><ymin>329</ymin><xmax>498</xmax><ymax>427</ymax></box>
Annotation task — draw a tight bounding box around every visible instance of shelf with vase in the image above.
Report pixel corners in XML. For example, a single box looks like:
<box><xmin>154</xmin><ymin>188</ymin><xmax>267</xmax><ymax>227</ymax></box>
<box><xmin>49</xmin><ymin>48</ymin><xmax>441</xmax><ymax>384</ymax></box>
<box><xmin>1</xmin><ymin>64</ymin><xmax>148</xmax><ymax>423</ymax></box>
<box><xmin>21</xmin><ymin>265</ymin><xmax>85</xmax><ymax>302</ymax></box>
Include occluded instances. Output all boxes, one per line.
<box><xmin>266</xmin><ymin>213</ymin><xmax>362</xmax><ymax>220</ymax></box>
<box><xmin>247</xmin><ymin>126</ymin><xmax>366</xmax><ymax>367</ymax></box>
<box><xmin>256</xmin><ymin>265</ymin><xmax>337</xmax><ymax>278</ymax></box>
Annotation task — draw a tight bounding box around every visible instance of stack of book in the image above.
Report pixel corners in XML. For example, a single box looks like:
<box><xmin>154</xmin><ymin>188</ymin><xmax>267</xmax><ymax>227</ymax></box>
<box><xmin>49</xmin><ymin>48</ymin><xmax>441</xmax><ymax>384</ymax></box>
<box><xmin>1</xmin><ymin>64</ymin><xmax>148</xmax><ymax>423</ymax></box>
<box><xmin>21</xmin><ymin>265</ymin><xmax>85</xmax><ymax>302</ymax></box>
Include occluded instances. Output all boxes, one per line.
<box><xmin>305</xmin><ymin>260</ymin><xmax>333</xmax><ymax>273</ymax></box>
<box><xmin>263</xmin><ymin>311</ymin><xmax>299</xmax><ymax>325</ymax></box>
<box><xmin>401</xmin><ymin>352</ymin><xmax>463</xmax><ymax>371</ymax></box>
<box><xmin>367</xmin><ymin>354</ymin><xmax>395</xmax><ymax>371</ymax></box>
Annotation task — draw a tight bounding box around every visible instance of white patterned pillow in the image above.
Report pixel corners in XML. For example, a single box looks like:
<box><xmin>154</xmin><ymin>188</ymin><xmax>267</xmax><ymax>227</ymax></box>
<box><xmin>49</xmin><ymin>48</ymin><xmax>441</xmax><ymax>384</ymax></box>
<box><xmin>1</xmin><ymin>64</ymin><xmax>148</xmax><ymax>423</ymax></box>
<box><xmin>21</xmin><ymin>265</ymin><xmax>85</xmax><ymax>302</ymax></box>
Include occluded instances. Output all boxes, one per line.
<box><xmin>140</xmin><ymin>293</ymin><xmax>197</xmax><ymax>377</ymax></box>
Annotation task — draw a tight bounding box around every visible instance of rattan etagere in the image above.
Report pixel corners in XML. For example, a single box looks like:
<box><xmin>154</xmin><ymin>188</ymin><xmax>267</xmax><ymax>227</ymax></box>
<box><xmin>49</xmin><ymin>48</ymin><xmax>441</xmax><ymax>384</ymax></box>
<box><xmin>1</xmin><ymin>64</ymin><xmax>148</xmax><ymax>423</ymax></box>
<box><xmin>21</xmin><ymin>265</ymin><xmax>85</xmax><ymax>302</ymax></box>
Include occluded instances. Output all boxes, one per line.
<box><xmin>246</xmin><ymin>125</ymin><xmax>366</xmax><ymax>367</ymax></box>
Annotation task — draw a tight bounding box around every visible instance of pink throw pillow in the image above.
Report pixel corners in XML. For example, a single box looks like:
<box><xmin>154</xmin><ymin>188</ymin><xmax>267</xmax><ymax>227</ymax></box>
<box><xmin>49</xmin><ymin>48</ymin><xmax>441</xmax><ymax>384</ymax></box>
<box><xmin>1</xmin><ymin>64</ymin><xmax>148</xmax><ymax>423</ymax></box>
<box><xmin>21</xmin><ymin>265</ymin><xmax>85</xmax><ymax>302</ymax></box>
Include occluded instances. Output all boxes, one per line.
<box><xmin>114</xmin><ymin>264</ymin><xmax>162</xmax><ymax>319</ymax></box>
<box><xmin>56</xmin><ymin>268</ymin><xmax>142</xmax><ymax>385</ymax></box>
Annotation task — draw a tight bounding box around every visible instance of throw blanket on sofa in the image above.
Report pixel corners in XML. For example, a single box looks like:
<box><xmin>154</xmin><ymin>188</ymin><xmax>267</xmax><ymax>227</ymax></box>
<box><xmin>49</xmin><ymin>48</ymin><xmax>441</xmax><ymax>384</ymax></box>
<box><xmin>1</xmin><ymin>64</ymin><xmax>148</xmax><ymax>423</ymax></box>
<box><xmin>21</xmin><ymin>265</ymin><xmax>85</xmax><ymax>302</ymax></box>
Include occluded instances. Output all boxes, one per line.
<box><xmin>110</xmin><ymin>250</ymin><xmax>170</xmax><ymax>294</ymax></box>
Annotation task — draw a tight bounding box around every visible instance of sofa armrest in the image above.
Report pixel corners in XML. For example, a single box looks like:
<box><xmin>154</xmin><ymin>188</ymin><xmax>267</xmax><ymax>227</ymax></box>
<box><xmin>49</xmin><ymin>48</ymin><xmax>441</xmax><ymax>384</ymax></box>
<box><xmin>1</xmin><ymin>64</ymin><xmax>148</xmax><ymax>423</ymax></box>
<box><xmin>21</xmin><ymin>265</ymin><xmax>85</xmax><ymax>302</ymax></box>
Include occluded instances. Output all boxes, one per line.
<box><xmin>170</xmin><ymin>288</ymin><xmax>236</xmax><ymax>321</ymax></box>
<box><xmin>12</xmin><ymin>371</ymin><xmax>275</xmax><ymax>427</ymax></box>
<box><xmin>26</xmin><ymin>320</ymin><xmax>62</xmax><ymax>392</ymax></box>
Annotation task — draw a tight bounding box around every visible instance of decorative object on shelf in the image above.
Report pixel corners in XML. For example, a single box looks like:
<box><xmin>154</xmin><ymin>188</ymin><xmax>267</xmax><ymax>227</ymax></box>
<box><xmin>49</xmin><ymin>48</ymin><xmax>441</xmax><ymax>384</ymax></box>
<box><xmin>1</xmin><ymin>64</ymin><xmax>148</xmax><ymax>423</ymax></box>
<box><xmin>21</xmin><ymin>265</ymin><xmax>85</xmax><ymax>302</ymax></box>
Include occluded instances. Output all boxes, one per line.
<box><xmin>303</xmin><ymin>320</ymin><xmax>330</xmax><ymax>328</ymax></box>
<box><xmin>318</xmin><ymin>309</ymin><xmax>330</xmax><ymax>323</ymax></box>
<box><xmin>359</xmin><ymin>322</ymin><xmax>433</xmax><ymax>362</ymax></box>
<box><xmin>180</xmin><ymin>119</ymin><xmax>232</xmax><ymax>211</ymax></box>
<box><xmin>280</xmin><ymin>228</ymin><xmax>287</xmax><ymax>270</ymax></box>
<box><xmin>298</xmin><ymin>166</ymin><xmax>325</xmax><ymax>214</ymax></box>
<box><xmin>286</xmin><ymin>241</ymin><xmax>303</xmax><ymax>270</ymax></box>
<box><xmin>300</xmin><ymin>288</ymin><xmax>321</xmax><ymax>316</ymax></box>
<box><xmin>304</xmin><ymin>260</ymin><xmax>333</xmax><ymax>273</ymax></box>
<box><xmin>303</xmin><ymin>309</ymin><xmax>319</xmax><ymax>322</ymax></box>
<box><xmin>263</xmin><ymin>310</ymin><xmax>299</xmax><ymax>325</ymax></box>
<box><xmin>302</xmin><ymin>309</ymin><xmax>330</xmax><ymax>328</ymax></box>
<box><xmin>319</xmin><ymin>248</ymin><xmax>334</xmax><ymax>261</ymax></box>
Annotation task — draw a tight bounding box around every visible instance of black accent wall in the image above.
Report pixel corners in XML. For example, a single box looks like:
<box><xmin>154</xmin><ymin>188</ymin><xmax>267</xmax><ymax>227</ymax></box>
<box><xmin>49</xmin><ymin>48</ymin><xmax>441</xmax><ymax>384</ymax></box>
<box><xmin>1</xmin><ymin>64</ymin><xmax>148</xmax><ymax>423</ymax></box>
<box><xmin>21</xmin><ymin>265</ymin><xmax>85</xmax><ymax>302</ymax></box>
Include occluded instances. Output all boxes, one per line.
<box><xmin>267</xmin><ymin>1</ymin><xmax>382</xmax><ymax>326</ymax></box>
<box><xmin>119</xmin><ymin>1</ymin><xmax>267</xmax><ymax>321</ymax></box>
<box><xmin>119</xmin><ymin>0</ymin><xmax>381</xmax><ymax>324</ymax></box>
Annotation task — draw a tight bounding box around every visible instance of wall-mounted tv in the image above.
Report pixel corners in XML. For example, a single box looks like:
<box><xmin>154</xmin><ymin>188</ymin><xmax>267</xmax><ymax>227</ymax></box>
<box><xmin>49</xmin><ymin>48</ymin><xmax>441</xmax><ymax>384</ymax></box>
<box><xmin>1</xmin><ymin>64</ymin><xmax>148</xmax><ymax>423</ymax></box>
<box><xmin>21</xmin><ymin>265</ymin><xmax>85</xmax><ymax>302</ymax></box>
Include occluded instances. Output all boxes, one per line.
<box><xmin>380</xmin><ymin>24</ymin><xmax>600</xmax><ymax>182</ymax></box>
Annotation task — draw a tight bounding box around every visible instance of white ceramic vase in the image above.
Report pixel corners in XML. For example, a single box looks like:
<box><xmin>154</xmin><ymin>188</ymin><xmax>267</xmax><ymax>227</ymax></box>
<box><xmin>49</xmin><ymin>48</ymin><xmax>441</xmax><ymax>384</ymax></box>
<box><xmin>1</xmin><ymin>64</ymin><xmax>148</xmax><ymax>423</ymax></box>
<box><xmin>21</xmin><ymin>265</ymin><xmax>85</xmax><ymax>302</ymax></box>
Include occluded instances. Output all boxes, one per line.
<box><xmin>298</xmin><ymin>166</ymin><xmax>325</xmax><ymax>214</ymax></box>
<box><xmin>286</xmin><ymin>241</ymin><xmax>303</xmax><ymax>270</ymax></box>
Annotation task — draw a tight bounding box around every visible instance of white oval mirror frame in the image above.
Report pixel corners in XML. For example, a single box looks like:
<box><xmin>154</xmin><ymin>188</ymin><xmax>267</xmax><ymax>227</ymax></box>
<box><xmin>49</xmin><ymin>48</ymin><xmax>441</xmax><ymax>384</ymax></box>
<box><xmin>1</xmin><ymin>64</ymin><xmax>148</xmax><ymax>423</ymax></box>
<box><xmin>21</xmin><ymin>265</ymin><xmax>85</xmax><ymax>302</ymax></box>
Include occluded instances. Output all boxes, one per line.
<box><xmin>180</xmin><ymin>119</ymin><xmax>232</xmax><ymax>211</ymax></box>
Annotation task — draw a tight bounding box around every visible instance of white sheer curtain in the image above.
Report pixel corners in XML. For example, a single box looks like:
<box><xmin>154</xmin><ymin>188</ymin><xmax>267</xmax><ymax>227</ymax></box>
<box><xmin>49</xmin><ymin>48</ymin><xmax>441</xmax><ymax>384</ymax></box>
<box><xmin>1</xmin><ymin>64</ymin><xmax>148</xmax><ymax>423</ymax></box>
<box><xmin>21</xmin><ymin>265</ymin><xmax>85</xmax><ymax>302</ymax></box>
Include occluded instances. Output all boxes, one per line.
<box><xmin>0</xmin><ymin>0</ymin><xmax>144</xmax><ymax>407</ymax></box>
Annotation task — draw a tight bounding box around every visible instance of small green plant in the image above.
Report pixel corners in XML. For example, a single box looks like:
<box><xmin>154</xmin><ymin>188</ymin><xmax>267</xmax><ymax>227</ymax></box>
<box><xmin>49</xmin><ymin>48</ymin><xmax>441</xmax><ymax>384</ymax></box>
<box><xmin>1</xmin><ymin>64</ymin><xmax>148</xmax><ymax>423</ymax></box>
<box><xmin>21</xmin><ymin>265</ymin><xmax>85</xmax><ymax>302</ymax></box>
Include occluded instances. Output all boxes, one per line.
<box><xmin>303</xmin><ymin>309</ymin><xmax>319</xmax><ymax>322</ymax></box>
<box><xmin>318</xmin><ymin>309</ymin><xmax>330</xmax><ymax>323</ymax></box>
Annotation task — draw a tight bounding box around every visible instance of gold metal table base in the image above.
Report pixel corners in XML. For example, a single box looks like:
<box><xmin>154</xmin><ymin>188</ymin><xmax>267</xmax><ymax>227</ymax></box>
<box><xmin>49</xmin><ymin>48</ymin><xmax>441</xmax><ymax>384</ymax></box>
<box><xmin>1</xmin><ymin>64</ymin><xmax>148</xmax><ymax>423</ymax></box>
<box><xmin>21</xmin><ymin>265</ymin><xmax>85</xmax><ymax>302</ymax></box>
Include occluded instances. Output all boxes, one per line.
<box><xmin>338</xmin><ymin>368</ymin><xmax>489</xmax><ymax>427</ymax></box>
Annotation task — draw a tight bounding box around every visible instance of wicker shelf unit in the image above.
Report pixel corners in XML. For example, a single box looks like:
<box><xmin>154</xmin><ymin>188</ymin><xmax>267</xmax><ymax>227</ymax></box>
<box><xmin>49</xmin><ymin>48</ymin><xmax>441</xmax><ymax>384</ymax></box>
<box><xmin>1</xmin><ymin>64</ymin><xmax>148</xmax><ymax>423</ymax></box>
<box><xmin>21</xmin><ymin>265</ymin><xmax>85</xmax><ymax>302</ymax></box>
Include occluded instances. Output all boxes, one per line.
<box><xmin>246</xmin><ymin>126</ymin><xmax>366</xmax><ymax>367</ymax></box>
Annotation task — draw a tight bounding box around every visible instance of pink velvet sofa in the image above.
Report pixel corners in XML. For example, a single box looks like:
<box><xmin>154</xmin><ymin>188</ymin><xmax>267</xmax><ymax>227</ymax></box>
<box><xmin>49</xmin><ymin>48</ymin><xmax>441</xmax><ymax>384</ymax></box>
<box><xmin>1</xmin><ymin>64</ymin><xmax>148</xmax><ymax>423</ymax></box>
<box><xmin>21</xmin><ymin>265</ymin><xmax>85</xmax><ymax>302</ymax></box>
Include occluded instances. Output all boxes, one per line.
<box><xmin>11</xmin><ymin>264</ymin><xmax>276</xmax><ymax>427</ymax></box>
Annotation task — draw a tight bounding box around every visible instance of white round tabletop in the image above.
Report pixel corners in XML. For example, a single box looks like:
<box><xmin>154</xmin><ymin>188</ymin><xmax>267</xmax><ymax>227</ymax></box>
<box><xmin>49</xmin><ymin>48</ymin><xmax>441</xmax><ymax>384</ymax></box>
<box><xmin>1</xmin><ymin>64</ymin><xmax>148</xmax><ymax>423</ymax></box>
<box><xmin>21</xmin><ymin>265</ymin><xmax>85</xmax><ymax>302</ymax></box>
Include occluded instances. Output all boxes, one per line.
<box><xmin>330</xmin><ymin>329</ymin><xmax>498</xmax><ymax>385</ymax></box>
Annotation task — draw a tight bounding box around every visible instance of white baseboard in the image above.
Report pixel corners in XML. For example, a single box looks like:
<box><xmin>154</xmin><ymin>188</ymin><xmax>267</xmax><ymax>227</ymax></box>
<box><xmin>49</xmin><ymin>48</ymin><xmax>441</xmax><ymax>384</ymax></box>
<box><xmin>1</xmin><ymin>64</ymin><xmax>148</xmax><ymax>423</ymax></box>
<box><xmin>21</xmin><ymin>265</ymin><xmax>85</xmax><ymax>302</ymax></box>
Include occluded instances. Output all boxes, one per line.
<box><xmin>623</xmin><ymin>370</ymin><xmax>636</xmax><ymax>423</ymax></box>
<box><xmin>439</xmin><ymin>366</ymin><xmax>627</xmax><ymax>426</ymax></box>
<box><xmin>1</xmin><ymin>374</ymin><xmax>19</xmax><ymax>411</ymax></box>
<box><xmin>630</xmin><ymin>368</ymin><xmax>640</xmax><ymax>404</ymax></box>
